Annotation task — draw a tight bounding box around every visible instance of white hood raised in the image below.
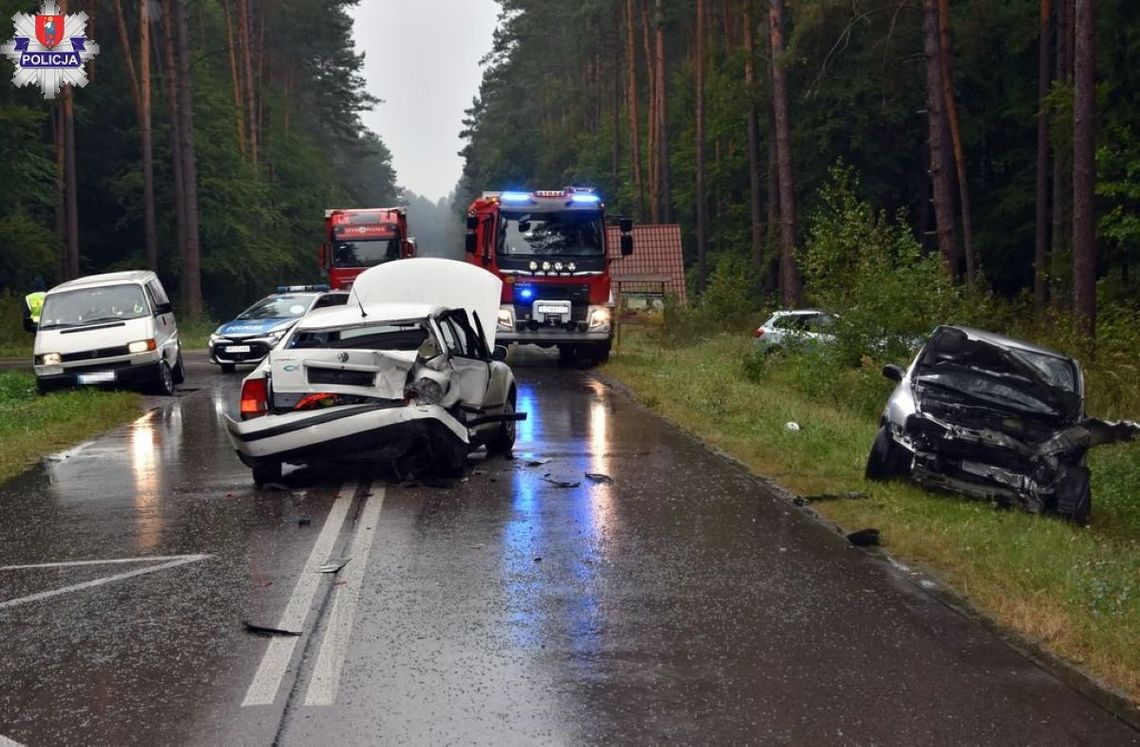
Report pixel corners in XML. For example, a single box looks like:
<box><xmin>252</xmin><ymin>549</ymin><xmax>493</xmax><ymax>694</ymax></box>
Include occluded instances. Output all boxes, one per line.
<box><xmin>350</xmin><ymin>258</ymin><xmax>503</xmax><ymax>347</ymax></box>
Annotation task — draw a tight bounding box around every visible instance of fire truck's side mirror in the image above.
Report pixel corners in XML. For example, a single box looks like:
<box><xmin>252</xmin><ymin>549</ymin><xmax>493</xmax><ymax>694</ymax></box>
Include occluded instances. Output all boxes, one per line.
<box><xmin>465</xmin><ymin>215</ymin><xmax>478</xmax><ymax>254</ymax></box>
<box><xmin>620</xmin><ymin>234</ymin><xmax>633</xmax><ymax>257</ymax></box>
<box><xmin>619</xmin><ymin>217</ymin><xmax>633</xmax><ymax>233</ymax></box>
<box><xmin>319</xmin><ymin>243</ymin><xmax>329</xmax><ymax>267</ymax></box>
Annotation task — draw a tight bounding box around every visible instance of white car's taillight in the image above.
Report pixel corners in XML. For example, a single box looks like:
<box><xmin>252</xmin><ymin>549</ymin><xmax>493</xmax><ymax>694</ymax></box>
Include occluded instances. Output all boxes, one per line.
<box><xmin>240</xmin><ymin>377</ymin><xmax>269</xmax><ymax>419</ymax></box>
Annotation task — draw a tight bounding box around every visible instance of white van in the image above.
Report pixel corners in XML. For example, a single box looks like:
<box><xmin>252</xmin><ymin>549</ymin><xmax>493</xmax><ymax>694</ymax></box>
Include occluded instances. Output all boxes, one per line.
<box><xmin>33</xmin><ymin>271</ymin><xmax>184</xmax><ymax>396</ymax></box>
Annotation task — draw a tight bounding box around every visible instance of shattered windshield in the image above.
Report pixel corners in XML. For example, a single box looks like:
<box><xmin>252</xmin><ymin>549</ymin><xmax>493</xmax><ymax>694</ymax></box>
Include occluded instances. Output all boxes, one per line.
<box><xmin>499</xmin><ymin>211</ymin><xmax>604</xmax><ymax>257</ymax></box>
<box><xmin>288</xmin><ymin>320</ymin><xmax>428</xmax><ymax>351</ymax></box>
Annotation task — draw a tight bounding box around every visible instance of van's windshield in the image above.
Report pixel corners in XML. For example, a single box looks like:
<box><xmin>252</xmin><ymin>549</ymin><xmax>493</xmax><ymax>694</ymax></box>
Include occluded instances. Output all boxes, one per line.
<box><xmin>39</xmin><ymin>285</ymin><xmax>150</xmax><ymax>329</ymax></box>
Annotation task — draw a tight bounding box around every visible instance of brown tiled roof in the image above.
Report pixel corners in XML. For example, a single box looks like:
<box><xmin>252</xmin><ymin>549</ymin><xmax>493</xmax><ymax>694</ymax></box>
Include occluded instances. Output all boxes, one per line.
<box><xmin>606</xmin><ymin>224</ymin><xmax>686</xmax><ymax>301</ymax></box>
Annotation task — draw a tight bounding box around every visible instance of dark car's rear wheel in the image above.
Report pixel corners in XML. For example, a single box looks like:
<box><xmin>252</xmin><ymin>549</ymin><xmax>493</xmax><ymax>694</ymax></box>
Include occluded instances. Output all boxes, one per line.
<box><xmin>1055</xmin><ymin>465</ymin><xmax>1092</xmax><ymax>525</ymax></box>
<box><xmin>252</xmin><ymin>460</ymin><xmax>282</xmax><ymax>488</ymax></box>
<box><xmin>865</xmin><ymin>426</ymin><xmax>911</xmax><ymax>480</ymax></box>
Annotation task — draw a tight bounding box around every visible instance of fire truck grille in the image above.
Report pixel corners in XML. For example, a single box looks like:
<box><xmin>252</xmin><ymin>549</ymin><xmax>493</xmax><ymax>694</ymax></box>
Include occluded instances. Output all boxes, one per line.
<box><xmin>513</xmin><ymin>284</ymin><xmax>590</xmax><ymax>320</ymax></box>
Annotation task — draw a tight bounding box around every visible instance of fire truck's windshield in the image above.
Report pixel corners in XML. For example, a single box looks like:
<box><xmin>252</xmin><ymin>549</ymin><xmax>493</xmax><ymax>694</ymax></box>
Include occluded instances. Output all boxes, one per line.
<box><xmin>499</xmin><ymin>212</ymin><xmax>604</xmax><ymax>257</ymax></box>
<box><xmin>332</xmin><ymin>239</ymin><xmax>400</xmax><ymax>268</ymax></box>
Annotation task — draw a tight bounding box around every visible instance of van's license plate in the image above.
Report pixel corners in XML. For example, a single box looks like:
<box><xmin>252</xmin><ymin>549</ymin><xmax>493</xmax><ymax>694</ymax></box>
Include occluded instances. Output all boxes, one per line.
<box><xmin>78</xmin><ymin>371</ymin><xmax>115</xmax><ymax>384</ymax></box>
<box><xmin>226</xmin><ymin>345</ymin><xmax>251</xmax><ymax>353</ymax></box>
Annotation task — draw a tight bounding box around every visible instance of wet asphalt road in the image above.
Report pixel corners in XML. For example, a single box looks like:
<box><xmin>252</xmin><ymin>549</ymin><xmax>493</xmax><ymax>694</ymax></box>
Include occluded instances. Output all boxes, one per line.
<box><xmin>0</xmin><ymin>351</ymin><xmax>1136</xmax><ymax>745</ymax></box>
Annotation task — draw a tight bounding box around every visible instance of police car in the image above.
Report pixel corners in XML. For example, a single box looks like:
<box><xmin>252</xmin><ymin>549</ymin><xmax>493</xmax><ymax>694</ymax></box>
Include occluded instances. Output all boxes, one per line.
<box><xmin>208</xmin><ymin>286</ymin><xmax>349</xmax><ymax>372</ymax></box>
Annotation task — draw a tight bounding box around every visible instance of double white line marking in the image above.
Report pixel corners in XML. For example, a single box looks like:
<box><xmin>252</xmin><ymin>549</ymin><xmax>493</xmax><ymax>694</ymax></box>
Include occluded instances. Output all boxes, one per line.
<box><xmin>242</xmin><ymin>481</ymin><xmax>385</xmax><ymax>708</ymax></box>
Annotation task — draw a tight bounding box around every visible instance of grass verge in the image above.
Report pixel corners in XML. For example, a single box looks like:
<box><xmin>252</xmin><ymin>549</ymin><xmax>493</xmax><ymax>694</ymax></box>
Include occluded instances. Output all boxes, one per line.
<box><xmin>603</xmin><ymin>329</ymin><xmax>1140</xmax><ymax>702</ymax></box>
<box><xmin>0</xmin><ymin>372</ymin><xmax>141</xmax><ymax>484</ymax></box>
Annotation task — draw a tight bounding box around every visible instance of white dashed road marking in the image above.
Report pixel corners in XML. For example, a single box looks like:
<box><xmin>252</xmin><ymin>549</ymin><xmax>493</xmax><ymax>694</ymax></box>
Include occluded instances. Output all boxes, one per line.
<box><xmin>242</xmin><ymin>482</ymin><xmax>358</xmax><ymax>707</ymax></box>
<box><xmin>304</xmin><ymin>487</ymin><xmax>386</xmax><ymax>706</ymax></box>
<box><xmin>0</xmin><ymin>555</ymin><xmax>212</xmax><ymax>610</ymax></box>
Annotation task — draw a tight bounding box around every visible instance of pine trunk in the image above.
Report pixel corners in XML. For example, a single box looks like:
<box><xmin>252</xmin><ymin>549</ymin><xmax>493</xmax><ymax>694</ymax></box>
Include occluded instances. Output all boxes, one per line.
<box><xmin>743</xmin><ymin>0</ymin><xmax>765</xmax><ymax>273</ymax></box>
<box><xmin>174</xmin><ymin>0</ymin><xmax>202</xmax><ymax>317</ymax></box>
<box><xmin>62</xmin><ymin>87</ymin><xmax>80</xmax><ymax>279</ymax></box>
<box><xmin>161</xmin><ymin>0</ymin><xmax>186</xmax><ymax>269</ymax></box>
<box><xmin>1072</xmin><ymin>0</ymin><xmax>1096</xmax><ymax>342</ymax></box>
<box><xmin>238</xmin><ymin>0</ymin><xmax>258</xmax><ymax>168</ymax></box>
<box><xmin>1034</xmin><ymin>0</ymin><xmax>1052</xmax><ymax>309</ymax></box>
<box><xmin>654</xmin><ymin>0</ymin><xmax>671</xmax><ymax>223</ymax></box>
<box><xmin>222</xmin><ymin>0</ymin><xmax>246</xmax><ymax>157</ymax></box>
<box><xmin>641</xmin><ymin>0</ymin><xmax>659</xmax><ymax>222</ymax></box>
<box><xmin>1051</xmin><ymin>0</ymin><xmax>1074</xmax><ymax>302</ymax></box>
<box><xmin>769</xmin><ymin>0</ymin><xmax>800</xmax><ymax>306</ymax></box>
<box><xmin>924</xmin><ymin>0</ymin><xmax>957</xmax><ymax>277</ymax></box>
<box><xmin>140</xmin><ymin>0</ymin><xmax>157</xmax><ymax>271</ymax></box>
<box><xmin>938</xmin><ymin>0</ymin><xmax>974</xmax><ymax>284</ymax></box>
<box><xmin>625</xmin><ymin>0</ymin><xmax>646</xmax><ymax>220</ymax></box>
<box><xmin>695</xmin><ymin>0</ymin><xmax>708</xmax><ymax>290</ymax></box>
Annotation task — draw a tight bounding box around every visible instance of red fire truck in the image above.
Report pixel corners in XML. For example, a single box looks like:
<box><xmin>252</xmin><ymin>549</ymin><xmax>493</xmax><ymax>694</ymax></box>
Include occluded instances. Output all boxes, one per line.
<box><xmin>465</xmin><ymin>187</ymin><xmax>633</xmax><ymax>363</ymax></box>
<box><xmin>320</xmin><ymin>207</ymin><xmax>417</xmax><ymax>290</ymax></box>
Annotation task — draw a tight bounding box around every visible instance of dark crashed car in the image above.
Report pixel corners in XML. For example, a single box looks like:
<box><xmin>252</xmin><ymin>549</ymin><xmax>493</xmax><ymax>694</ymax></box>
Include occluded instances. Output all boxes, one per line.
<box><xmin>865</xmin><ymin>325</ymin><xmax>1138</xmax><ymax>524</ymax></box>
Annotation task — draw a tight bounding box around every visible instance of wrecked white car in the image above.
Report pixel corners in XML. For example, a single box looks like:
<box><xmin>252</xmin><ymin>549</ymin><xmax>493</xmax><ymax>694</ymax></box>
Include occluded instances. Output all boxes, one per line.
<box><xmin>224</xmin><ymin>258</ymin><xmax>525</xmax><ymax>486</ymax></box>
<box><xmin>866</xmin><ymin>325</ymin><xmax>1138</xmax><ymax>524</ymax></box>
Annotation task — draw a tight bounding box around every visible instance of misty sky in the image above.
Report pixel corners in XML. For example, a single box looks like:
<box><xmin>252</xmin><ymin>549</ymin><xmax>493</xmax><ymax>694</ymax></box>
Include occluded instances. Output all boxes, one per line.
<box><xmin>351</xmin><ymin>1</ymin><xmax>500</xmax><ymax>203</ymax></box>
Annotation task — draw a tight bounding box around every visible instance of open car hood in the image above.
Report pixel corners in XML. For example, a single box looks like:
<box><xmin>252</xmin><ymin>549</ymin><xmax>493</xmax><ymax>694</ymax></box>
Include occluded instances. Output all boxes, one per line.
<box><xmin>350</xmin><ymin>258</ymin><xmax>503</xmax><ymax>347</ymax></box>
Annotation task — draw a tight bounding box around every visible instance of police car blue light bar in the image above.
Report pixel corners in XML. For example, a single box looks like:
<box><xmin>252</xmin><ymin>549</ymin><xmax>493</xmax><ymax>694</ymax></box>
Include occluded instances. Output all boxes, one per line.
<box><xmin>570</xmin><ymin>193</ymin><xmax>601</xmax><ymax>204</ymax></box>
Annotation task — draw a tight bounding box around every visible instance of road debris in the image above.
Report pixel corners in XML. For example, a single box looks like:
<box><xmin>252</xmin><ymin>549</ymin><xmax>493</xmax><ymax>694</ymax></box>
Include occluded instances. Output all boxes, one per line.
<box><xmin>542</xmin><ymin>476</ymin><xmax>581</xmax><ymax>488</ymax></box>
<box><xmin>243</xmin><ymin>621</ymin><xmax>301</xmax><ymax>637</ymax></box>
<box><xmin>846</xmin><ymin>528</ymin><xmax>880</xmax><ymax>547</ymax></box>
<box><xmin>784</xmin><ymin>422</ymin><xmax>801</xmax><ymax>432</ymax></box>
<box><xmin>317</xmin><ymin>557</ymin><xmax>351</xmax><ymax>573</ymax></box>
<box><xmin>585</xmin><ymin>472</ymin><xmax>614</xmax><ymax>484</ymax></box>
<box><xmin>524</xmin><ymin>457</ymin><xmax>552</xmax><ymax>467</ymax></box>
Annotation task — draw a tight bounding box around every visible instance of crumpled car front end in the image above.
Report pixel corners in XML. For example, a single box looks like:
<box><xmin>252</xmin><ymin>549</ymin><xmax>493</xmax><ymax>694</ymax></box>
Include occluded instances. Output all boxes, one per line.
<box><xmin>869</xmin><ymin>326</ymin><xmax>1139</xmax><ymax>524</ymax></box>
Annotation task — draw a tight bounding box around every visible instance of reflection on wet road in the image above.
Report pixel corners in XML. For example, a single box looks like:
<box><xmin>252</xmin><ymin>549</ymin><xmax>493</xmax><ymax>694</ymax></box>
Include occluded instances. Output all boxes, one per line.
<box><xmin>0</xmin><ymin>351</ymin><xmax>1135</xmax><ymax>745</ymax></box>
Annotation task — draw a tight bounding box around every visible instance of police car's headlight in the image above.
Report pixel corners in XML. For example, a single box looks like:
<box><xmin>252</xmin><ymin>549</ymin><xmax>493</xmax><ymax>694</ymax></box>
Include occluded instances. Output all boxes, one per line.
<box><xmin>209</xmin><ymin>333</ymin><xmax>221</xmax><ymax>343</ymax></box>
<box><xmin>497</xmin><ymin>307</ymin><xmax>514</xmax><ymax>330</ymax></box>
<box><xmin>266</xmin><ymin>330</ymin><xmax>286</xmax><ymax>343</ymax></box>
<box><xmin>588</xmin><ymin>307</ymin><xmax>611</xmax><ymax>329</ymax></box>
<box><xmin>41</xmin><ymin>352</ymin><xmax>62</xmax><ymax>366</ymax></box>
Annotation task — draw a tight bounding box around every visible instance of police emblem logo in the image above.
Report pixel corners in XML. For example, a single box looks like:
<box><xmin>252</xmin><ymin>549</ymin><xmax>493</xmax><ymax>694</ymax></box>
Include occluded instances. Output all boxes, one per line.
<box><xmin>1</xmin><ymin>1</ymin><xmax>100</xmax><ymax>99</ymax></box>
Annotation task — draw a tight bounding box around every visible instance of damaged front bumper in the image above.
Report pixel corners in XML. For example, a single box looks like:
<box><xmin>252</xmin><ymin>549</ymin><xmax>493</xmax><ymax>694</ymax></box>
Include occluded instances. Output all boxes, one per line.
<box><xmin>896</xmin><ymin>413</ymin><xmax>1140</xmax><ymax>522</ymax></box>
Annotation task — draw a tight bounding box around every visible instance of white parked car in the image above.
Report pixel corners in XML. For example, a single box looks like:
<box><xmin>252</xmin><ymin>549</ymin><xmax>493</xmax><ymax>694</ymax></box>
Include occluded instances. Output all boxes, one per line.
<box><xmin>33</xmin><ymin>270</ymin><xmax>183</xmax><ymax>395</ymax></box>
<box><xmin>224</xmin><ymin>258</ymin><xmax>525</xmax><ymax>486</ymax></box>
<box><xmin>752</xmin><ymin>309</ymin><xmax>836</xmax><ymax>354</ymax></box>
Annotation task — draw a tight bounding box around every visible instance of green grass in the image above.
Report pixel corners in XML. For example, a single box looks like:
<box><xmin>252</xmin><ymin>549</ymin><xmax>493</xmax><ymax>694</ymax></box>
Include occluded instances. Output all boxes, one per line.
<box><xmin>0</xmin><ymin>372</ymin><xmax>141</xmax><ymax>483</ymax></box>
<box><xmin>604</xmin><ymin>330</ymin><xmax>1140</xmax><ymax>701</ymax></box>
<box><xmin>178</xmin><ymin>317</ymin><xmax>220</xmax><ymax>351</ymax></box>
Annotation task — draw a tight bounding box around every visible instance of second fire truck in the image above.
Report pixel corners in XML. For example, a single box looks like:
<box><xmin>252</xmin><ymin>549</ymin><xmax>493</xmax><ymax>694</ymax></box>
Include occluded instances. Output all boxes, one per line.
<box><xmin>320</xmin><ymin>207</ymin><xmax>417</xmax><ymax>290</ymax></box>
<box><xmin>465</xmin><ymin>187</ymin><xmax>633</xmax><ymax>364</ymax></box>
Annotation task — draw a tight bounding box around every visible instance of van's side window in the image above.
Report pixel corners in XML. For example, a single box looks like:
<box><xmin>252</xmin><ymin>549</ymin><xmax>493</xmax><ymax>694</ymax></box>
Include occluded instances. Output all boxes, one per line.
<box><xmin>147</xmin><ymin>280</ymin><xmax>170</xmax><ymax>306</ymax></box>
<box><xmin>144</xmin><ymin>284</ymin><xmax>160</xmax><ymax>312</ymax></box>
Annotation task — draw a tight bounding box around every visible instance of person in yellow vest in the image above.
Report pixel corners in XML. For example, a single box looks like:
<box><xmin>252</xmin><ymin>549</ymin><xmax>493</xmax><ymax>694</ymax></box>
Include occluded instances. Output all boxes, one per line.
<box><xmin>23</xmin><ymin>291</ymin><xmax>46</xmax><ymax>332</ymax></box>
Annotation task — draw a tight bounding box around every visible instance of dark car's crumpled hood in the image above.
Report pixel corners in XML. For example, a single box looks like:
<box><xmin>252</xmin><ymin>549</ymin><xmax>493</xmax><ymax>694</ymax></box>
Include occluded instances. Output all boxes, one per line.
<box><xmin>912</xmin><ymin>327</ymin><xmax>1082</xmax><ymax>426</ymax></box>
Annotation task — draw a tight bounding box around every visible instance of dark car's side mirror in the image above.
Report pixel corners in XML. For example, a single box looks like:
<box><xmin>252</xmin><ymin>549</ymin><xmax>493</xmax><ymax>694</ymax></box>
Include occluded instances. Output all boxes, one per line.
<box><xmin>492</xmin><ymin>344</ymin><xmax>509</xmax><ymax>362</ymax></box>
<box><xmin>154</xmin><ymin>302</ymin><xmax>173</xmax><ymax>316</ymax></box>
<box><xmin>882</xmin><ymin>364</ymin><xmax>904</xmax><ymax>382</ymax></box>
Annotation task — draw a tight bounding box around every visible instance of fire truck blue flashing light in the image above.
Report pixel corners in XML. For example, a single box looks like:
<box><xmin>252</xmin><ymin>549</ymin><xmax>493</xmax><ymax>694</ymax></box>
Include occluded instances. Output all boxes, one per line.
<box><xmin>570</xmin><ymin>193</ymin><xmax>601</xmax><ymax>204</ymax></box>
<box><xmin>500</xmin><ymin>191</ymin><xmax>533</xmax><ymax>203</ymax></box>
